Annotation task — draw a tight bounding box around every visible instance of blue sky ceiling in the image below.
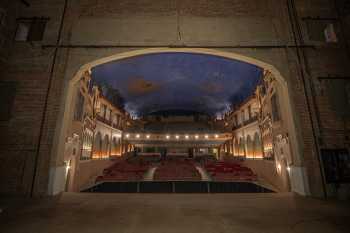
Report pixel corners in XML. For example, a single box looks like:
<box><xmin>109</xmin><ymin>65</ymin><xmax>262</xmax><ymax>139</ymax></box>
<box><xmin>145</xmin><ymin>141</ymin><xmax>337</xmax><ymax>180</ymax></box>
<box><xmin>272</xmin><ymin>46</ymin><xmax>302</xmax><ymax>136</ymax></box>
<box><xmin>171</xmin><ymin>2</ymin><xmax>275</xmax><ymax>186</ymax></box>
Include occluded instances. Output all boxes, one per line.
<box><xmin>92</xmin><ymin>52</ymin><xmax>262</xmax><ymax>117</ymax></box>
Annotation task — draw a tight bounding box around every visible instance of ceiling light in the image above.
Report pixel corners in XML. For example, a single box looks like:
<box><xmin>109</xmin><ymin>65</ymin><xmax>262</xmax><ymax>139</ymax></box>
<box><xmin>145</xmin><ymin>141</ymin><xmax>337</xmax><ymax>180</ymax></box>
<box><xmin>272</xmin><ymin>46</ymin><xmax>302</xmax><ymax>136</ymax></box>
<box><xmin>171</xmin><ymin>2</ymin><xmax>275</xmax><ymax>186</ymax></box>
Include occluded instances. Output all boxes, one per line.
<box><xmin>185</xmin><ymin>135</ymin><xmax>189</xmax><ymax>139</ymax></box>
<box><xmin>125</xmin><ymin>134</ymin><xmax>130</xmax><ymax>138</ymax></box>
<box><xmin>175</xmin><ymin>135</ymin><xmax>179</xmax><ymax>139</ymax></box>
<box><xmin>146</xmin><ymin>135</ymin><xmax>150</xmax><ymax>139</ymax></box>
<box><xmin>136</xmin><ymin>134</ymin><xmax>140</xmax><ymax>138</ymax></box>
<box><xmin>215</xmin><ymin>134</ymin><xmax>219</xmax><ymax>138</ymax></box>
<box><xmin>166</xmin><ymin>135</ymin><xmax>170</xmax><ymax>139</ymax></box>
<box><xmin>195</xmin><ymin>135</ymin><xmax>199</xmax><ymax>139</ymax></box>
<box><xmin>205</xmin><ymin>135</ymin><xmax>209</xmax><ymax>139</ymax></box>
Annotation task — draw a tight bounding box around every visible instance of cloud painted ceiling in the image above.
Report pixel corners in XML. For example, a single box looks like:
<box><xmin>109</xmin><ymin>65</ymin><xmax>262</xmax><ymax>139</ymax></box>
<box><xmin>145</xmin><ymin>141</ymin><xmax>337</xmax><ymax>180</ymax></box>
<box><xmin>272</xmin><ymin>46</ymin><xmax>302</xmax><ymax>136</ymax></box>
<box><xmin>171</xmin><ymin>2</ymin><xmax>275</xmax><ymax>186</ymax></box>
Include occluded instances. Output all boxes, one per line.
<box><xmin>92</xmin><ymin>52</ymin><xmax>262</xmax><ymax>117</ymax></box>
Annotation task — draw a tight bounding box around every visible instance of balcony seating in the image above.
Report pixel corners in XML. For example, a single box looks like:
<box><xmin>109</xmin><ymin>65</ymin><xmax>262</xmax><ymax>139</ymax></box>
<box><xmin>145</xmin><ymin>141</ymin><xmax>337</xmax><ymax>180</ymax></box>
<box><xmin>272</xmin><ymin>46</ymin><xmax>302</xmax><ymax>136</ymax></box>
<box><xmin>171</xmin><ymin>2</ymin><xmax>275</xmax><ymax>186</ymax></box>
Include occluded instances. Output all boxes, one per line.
<box><xmin>204</xmin><ymin>161</ymin><xmax>257</xmax><ymax>181</ymax></box>
<box><xmin>128</xmin><ymin>153</ymin><xmax>161</xmax><ymax>163</ymax></box>
<box><xmin>154</xmin><ymin>157</ymin><xmax>201</xmax><ymax>181</ymax></box>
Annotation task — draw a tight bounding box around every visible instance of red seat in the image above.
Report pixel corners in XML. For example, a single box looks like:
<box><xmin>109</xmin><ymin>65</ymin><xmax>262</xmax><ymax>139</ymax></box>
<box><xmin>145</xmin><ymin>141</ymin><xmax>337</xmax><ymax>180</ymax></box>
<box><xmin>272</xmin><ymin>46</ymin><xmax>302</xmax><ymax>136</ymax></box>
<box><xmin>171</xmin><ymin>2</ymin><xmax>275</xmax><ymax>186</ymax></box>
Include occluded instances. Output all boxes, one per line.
<box><xmin>204</xmin><ymin>161</ymin><xmax>257</xmax><ymax>182</ymax></box>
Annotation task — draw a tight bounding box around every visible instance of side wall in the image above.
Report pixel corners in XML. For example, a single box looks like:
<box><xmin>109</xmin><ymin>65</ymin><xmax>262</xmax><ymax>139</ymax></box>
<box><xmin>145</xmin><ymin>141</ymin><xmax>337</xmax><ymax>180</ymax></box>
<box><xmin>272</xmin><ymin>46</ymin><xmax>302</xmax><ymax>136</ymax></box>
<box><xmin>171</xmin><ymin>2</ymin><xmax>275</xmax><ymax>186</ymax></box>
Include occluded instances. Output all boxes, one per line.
<box><xmin>74</xmin><ymin>159</ymin><xmax>114</xmax><ymax>191</ymax></box>
<box><xmin>243</xmin><ymin>160</ymin><xmax>290</xmax><ymax>192</ymax></box>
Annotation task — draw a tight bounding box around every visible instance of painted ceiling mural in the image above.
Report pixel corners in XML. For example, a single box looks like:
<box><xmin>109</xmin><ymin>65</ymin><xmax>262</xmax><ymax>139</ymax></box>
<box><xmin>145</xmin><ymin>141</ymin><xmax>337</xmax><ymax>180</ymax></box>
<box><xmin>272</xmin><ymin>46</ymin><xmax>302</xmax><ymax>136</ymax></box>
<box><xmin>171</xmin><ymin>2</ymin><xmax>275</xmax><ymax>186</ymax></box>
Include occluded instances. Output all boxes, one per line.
<box><xmin>92</xmin><ymin>52</ymin><xmax>262</xmax><ymax>117</ymax></box>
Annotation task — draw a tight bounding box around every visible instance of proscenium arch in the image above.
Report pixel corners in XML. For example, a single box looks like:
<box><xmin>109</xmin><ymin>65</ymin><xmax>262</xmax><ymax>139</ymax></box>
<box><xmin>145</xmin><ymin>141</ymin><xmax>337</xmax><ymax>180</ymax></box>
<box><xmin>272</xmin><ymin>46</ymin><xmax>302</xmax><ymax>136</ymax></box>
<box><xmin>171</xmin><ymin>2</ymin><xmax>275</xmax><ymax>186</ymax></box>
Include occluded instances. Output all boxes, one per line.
<box><xmin>50</xmin><ymin>48</ymin><xmax>307</xmax><ymax>195</ymax></box>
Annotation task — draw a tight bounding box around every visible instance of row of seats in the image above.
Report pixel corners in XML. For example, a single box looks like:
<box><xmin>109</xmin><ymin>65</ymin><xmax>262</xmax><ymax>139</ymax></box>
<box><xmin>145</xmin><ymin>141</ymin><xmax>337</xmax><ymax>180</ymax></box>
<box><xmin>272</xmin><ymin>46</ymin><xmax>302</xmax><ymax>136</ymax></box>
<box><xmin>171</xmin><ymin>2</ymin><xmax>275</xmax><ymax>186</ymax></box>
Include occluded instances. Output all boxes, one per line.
<box><xmin>96</xmin><ymin>159</ymin><xmax>150</xmax><ymax>182</ymax></box>
<box><xmin>95</xmin><ymin>155</ymin><xmax>257</xmax><ymax>183</ymax></box>
<box><xmin>154</xmin><ymin>158</ymin><xmax>201</xmax><ymax>181</ymax></box>
<box><xmin>204</xmin><ymin>161</ymin><xmax>257</xmax><ymax>181</ymax></box>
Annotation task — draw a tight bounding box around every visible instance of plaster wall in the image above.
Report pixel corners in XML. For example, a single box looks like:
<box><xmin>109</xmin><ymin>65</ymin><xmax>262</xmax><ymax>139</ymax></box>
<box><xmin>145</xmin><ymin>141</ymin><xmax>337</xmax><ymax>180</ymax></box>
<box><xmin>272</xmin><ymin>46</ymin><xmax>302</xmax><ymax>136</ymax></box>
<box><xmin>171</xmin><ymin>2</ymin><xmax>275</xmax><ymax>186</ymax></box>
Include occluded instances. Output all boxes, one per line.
<box><xmin>73</xmin><ymin>159</ymin><xmax>114</xmax><ymax>191</ymax></box>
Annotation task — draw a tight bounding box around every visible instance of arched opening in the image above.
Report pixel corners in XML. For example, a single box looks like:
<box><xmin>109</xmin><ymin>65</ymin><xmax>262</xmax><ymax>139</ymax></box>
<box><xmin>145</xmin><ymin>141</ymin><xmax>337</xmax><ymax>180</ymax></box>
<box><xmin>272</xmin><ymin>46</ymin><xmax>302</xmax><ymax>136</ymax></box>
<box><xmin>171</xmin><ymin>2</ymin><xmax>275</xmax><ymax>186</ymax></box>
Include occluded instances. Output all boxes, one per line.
<box><xmin>246</xmin><ymin>135</ymin><xmax>253</xmax><ymax>159</ymax></box>
<box><xmin>253</xmin><ymin>132</ymin><xmax>263</xmax><ymax>159</ymax></box>
<box><xmin>102</xmin><ymin>135</ymin><xmax>110</xmax><ymax>159</ymax></box>
<box><xmin>82</xmin><ymin>129</ymin><xmax>93</xmax><ymax>160</ymax></box>
<box><xmin>50</xmin><ymin>48</ymin><xmax>308</xmax><ymax>196</ymax></box>
<box><xmin>239</xmin><ymin>137</ymin><xmax>245</xmax><ymax>157</ymax></box>
<box><xmin>92</xmin><ymin>132</ymin><xmax>102</xmax><ymax>159</ymax></box>
<box><xmin>111</xmin><ymin>137</ymin><xmax>121</xmax><ymax>157</ymax></box>
<box><xmin>233</xmin><ymin>138</ymin><xmax>239</xmax><ymax>156</ymax></box>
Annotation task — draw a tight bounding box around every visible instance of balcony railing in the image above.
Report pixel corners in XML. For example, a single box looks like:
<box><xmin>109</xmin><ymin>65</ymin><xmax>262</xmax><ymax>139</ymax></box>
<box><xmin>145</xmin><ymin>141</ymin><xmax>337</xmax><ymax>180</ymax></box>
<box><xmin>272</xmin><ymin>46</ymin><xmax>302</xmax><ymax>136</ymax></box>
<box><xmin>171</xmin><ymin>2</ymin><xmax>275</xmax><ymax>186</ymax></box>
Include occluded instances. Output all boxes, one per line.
<box><xmin>96</xmin><ymin>115</ymin><xmax>122</xmax><ymax>130</ymax></box>
<box><xmin>232</xmin><ymin>116</ymin><xmax>258</xmax><ymax>131</ymax></box>
<box><xmin>244</xmin><ymin>116</ymin><xmax>258</xmax><ymax>125</ymax></box>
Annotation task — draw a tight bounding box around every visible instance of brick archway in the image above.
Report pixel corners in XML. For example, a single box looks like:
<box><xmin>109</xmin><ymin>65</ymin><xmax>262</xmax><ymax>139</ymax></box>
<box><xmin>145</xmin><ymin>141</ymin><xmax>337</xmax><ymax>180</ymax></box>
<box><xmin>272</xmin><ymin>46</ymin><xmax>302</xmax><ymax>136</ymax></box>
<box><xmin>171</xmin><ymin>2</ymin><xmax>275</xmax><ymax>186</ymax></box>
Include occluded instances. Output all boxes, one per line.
<box><xmin>49</xmin><ymin>48</ymin><xmax>310</xmax><ymax>196</ymax></box>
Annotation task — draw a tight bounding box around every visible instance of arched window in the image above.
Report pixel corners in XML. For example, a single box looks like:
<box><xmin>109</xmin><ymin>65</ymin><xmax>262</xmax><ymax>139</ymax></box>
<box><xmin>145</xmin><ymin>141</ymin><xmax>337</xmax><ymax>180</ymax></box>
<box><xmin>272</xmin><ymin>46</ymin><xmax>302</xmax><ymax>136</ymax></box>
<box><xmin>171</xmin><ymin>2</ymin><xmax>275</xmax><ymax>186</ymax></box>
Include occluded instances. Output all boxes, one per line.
<box><xmin>81</xmin><ymin>129</ymin><xmax>93</xmax><ymax>160</ymax></box>
<box><xmin>253</xmin><ymin>132</ymin><xmax>263</xmax><ymax>159</ymax></box>
<box><xmin>92</xmin><ymin>132</ymin><xmax>102</xmax><ymax>159</ymax></box>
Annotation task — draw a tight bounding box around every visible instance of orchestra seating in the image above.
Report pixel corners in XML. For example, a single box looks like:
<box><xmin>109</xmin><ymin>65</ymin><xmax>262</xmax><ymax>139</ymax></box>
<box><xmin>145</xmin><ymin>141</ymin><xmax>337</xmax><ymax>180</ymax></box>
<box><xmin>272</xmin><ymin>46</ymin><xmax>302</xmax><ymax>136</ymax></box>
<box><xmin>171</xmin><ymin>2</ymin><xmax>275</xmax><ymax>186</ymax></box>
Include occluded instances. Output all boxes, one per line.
<box><xmin>95</xmin><ymin>158</ymin><xmax>150</xmax><ymax>182</ymax></box>
<box><xmin>204</xmin><ymin>161</ymin><xmax>257</xmax><ymax>181</ymax></box>
<box><xmin>154</xmin><ymin>157</ymin><xmax>201</xmax><ymax>181</ymax></box>
<box><xmin>95</xmin><ymin>155</ymin><xmax>256</xmax><ymax>183</ymax></box>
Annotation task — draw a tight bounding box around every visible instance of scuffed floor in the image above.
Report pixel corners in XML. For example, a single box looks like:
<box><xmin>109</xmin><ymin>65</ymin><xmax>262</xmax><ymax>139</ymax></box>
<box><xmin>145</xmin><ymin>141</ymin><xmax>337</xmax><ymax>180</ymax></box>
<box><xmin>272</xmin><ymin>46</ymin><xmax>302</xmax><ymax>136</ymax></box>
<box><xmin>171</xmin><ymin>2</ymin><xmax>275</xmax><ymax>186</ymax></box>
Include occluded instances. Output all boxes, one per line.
<box><xmin>1</xmin><ymin>192</ymin><xmax>349</xmax><ymax>233</ymax></box>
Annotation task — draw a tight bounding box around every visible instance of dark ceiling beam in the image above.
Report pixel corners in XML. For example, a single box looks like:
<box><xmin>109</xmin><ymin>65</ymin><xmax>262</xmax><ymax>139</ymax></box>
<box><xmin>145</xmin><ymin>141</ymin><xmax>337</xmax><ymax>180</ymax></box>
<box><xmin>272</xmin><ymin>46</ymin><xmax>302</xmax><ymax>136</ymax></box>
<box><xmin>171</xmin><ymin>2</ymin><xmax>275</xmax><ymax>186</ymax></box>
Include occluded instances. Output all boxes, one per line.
<box><xmin>20</xmin><ymin>0</ymin><xmax>30</xmax><ymax>7</ymax></box>
<box><xmin>42</xmin><ymin>44</ymin><xmax>317</xmax><ymax>49</ymax></box>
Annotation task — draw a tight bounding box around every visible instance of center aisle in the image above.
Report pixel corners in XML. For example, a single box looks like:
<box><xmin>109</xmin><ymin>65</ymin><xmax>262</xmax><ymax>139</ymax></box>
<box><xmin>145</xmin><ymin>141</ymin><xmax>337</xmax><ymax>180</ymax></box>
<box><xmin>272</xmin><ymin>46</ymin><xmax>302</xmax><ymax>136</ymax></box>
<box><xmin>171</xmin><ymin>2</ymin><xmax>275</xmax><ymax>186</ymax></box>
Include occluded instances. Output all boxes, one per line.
<box><xmin>143</xmin><ymin>167</ymin><xmax>157</xmax><ymax>181</ymax></box>
<box><xmin>195</xmin><ymin>166</ymin><xmax>212</xmax><ymax>181</ymax></box>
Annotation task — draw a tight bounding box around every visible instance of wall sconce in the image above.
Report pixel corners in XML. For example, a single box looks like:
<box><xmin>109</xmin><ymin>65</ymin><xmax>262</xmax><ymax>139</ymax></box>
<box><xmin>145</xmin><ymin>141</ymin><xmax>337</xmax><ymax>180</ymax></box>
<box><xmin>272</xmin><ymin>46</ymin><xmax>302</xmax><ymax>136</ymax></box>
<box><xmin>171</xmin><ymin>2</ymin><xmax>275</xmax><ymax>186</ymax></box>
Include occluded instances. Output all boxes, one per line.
<box><xmin>277</xmin><ymin>163</ymin><xmax>282</xmax><ymax>173</ymax></box>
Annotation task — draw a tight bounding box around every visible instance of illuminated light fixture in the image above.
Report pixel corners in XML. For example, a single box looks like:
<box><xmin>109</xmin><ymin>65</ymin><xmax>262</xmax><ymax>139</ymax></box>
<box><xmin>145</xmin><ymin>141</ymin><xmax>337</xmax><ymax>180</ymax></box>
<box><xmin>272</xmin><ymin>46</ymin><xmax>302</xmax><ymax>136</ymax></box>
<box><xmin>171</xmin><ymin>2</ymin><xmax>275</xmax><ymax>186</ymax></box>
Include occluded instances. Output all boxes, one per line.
<box><xmin>166</xmin><ymin>135</ymin><xmax>170</xmax><ymax>139</ymax></box>
<box><xmin>136</xmin><ymin>134</ymin><xmax>140</xmax><ymax>138</ymax></box>
<box><xmin>146</xmin><ymin>135</ymin><xmax>150</xmax><ymax>139</ymax></box>
<box><xmin>277</xmin><ymin>163</ymin><xmax>282</xmax><ymax>173</ymax></box>
<box><xmin>65</xmin><ymin>161</ymin><xmax>71</xmax><ymax>174</ymax></box>
<box><xmin>205</xmin><ymin>135</ymin><xmax>209</xmax><ymax>139</ymax></box>
<box><xmin>125</xmin><ymin>134</ymin><xmax>130</xmax><ymax>138</ymax></box>
<box><xmin>185</xmin><ymin>135</ymin><xmax>189</xmax><ymax>139</ymax></box>
<box><xmin>195</xmin><ymin>135</ymin><xmax>199</xmax><ymax>139</ymax></box>
<box><xmin>175</xmin><ymin>135</ymin><xmax>179</xmax><ymax>139</ymax></box>
<box><xmin>287</xmin><ymin>166</ymin><xmax>291</xmax><ymax>172</ymax></box>
<box><xmin>215</xmin><ymin>134</ymin><xmax>219</xmax><ymax>138</ymax></box>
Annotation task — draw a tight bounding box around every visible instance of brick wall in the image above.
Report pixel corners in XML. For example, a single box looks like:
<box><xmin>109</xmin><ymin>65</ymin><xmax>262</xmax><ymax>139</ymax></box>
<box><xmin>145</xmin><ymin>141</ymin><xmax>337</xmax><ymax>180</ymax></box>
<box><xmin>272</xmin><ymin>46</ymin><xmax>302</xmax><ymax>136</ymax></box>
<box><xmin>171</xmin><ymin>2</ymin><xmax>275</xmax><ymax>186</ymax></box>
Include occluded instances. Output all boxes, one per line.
<box><xmin>0</xmin><ymin>0</ymin><xmax>349</xmax><ymax>197</ymax></box>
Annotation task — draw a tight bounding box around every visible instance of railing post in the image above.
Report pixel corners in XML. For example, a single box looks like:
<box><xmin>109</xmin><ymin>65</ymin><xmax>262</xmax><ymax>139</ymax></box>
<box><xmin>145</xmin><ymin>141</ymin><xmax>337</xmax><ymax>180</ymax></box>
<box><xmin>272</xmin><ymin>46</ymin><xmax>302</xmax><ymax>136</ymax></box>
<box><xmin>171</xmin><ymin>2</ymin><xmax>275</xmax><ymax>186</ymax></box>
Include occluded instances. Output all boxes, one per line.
<box><xmin>172</xmin><ymin>182</ymin><xmax>175</xmax><ymax>193</ymax></box>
